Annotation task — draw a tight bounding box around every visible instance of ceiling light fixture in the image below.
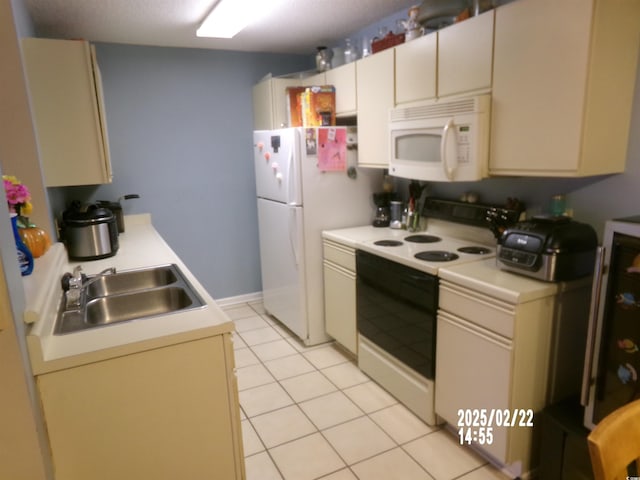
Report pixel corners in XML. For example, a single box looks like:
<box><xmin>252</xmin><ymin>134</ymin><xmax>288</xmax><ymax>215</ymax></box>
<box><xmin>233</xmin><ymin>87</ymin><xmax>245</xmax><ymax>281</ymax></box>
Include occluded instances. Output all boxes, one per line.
<box><xmin>197</xmin><ymin>0</ymin><xmax>272</xmax><ymax>39</ymax></box>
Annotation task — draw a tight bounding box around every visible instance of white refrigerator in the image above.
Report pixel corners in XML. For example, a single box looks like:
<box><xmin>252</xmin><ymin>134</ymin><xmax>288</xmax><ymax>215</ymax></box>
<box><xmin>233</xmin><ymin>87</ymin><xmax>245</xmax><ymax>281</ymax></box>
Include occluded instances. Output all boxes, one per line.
<box><xmin>254</xmin><ymin>127</ymin><xmax>377</xmax><ymax>345</ymax></box>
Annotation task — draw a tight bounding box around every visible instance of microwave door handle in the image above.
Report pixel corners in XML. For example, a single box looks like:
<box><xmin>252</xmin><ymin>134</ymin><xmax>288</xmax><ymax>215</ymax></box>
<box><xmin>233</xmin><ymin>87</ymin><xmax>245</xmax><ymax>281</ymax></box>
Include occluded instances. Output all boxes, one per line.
<box><xmin>441</xmin><ymin>119</ymin><xmax>457</xmax><ymax>180</ymax></box>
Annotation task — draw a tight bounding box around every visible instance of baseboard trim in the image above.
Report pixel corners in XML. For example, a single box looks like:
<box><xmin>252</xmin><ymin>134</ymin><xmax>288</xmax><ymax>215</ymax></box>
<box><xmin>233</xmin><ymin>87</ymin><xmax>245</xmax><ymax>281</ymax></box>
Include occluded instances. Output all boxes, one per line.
<box><xmin>215</xmin><ymin>291</ymin><xmax>263</xmax><ymax>307</ymax></box>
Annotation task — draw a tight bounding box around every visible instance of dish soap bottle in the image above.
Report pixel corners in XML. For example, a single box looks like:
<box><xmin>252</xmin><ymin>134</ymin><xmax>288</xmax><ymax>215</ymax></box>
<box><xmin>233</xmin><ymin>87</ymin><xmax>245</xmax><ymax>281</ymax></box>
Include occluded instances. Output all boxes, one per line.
<box><xmin>10</xmin><ymin>213</ymin><xmax>33</xmax><ymax>275</ymax></box>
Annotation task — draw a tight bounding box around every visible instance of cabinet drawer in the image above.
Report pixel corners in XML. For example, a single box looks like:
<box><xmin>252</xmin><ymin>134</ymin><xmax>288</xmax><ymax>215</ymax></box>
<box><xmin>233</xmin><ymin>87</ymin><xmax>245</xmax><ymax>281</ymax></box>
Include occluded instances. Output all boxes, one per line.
<box><xmin>439</xmin><ymin>281</ymin><xmax>515</xmax><ymax>339</ymax></box>
<box><xmin>323</xmin><ymin>240</ymin><xmax>355</xmax><ymax>271</ymax></box>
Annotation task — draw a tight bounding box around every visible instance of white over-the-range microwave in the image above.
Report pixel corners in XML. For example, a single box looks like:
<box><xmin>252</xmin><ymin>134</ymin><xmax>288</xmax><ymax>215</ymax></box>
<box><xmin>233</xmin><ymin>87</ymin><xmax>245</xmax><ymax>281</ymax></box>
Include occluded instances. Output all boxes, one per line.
<box><xmin>388</xmin><ymin>94</ymin><xmax>491</xmax><ymax>182</ymax></box>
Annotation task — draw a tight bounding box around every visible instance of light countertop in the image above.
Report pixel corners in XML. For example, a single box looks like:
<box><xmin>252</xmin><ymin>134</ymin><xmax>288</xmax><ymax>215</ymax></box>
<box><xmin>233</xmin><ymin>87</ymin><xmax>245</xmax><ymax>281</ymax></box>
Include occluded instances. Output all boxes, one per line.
<box><xmin>25</xmin><ymin>214</ymin><xmax>234</xmax><ymax>375</ymax></box>
<box><xmin>322</xmin><ymin>225</ymin><xmax>581</xmax><ymax>304</ymax></box>
<box><xmin>322</xmin><ymin>225</ymin><xmax>407</xmax><ymax>248</ymax></box>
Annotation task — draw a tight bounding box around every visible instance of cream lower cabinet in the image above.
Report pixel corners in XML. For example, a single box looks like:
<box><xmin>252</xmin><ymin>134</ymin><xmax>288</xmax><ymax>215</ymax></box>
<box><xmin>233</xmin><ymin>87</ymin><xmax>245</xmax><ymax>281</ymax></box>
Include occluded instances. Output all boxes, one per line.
<box><xmin>37</xmin><ymin>334</ymin><xmax>245</xmax><ymax>480</ymax></box>
<box><xmin>490</xmin><ymin>0</ymin><xmax>640</xmax><ymax>176</ymax></box>
<box><xmin>21</xmin><ymin>38</ymin><xmax>112</xmax><ymax>187</ymax></box>
<box><xmin>356</xmin><ymin>48</ymin><xmax>394</xmax><ymax>168</ymax></box>
<box><xmin>435</xmin><ymin>280</ymin><xmax>554</xmax><ymax>475</ymax></box>
<box><xmin>322</xmin><ymin>239</ymin><xmax>357</xmax><ymax>355</ymax></box>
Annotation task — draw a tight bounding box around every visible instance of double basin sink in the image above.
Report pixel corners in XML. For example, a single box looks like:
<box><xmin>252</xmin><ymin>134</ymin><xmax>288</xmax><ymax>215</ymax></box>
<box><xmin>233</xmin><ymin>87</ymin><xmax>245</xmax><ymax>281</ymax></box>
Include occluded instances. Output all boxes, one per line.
<box><xmin>55</xmin><ymin>264</ymin><xmax>206</xmax><ymax>335</ymax></box>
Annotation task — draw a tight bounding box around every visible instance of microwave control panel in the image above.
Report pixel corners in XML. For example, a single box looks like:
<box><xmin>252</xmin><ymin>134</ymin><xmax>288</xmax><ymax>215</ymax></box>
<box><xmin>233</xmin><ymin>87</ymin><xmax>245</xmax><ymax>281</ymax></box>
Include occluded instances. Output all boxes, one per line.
<box><xmin>455</xmin><ymin>125</ymin><xmax>471</xmax><ymax>164</ymax></box>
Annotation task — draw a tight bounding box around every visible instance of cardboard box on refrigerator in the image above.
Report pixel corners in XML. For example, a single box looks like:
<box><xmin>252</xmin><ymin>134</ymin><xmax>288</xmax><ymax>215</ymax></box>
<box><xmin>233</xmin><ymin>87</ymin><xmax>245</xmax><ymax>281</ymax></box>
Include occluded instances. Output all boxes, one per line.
<box><xmin>286</xmin><ymin>86</ymin><xmax>306</xmax><ymax>127</ymax></box>
<box><xmin>301</xmin><ymin>85</ymin><xmax>336</xmax><ymax>126</ymax></box>
<box><xmin>286</xmin><ymin>85</ymin><xmax>336</xmax><ymax>127</ymax></box>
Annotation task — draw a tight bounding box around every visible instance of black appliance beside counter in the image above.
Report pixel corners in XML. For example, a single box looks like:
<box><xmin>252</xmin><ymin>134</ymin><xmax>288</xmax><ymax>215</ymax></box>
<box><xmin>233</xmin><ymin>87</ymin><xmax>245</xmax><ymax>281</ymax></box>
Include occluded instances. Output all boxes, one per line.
<box><xmin>497</xmin><ymin>215</ymin><xmax>598</xmax><ymax>282</ymax></box>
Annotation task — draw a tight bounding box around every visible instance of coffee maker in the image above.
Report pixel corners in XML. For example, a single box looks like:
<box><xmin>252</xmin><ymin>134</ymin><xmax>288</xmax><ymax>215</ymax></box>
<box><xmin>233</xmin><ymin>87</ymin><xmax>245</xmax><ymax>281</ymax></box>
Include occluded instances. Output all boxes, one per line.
<box><xmin>372</xmin><ymin>192</ymin><xmax>393</xmax><ymax>227</ymax></box>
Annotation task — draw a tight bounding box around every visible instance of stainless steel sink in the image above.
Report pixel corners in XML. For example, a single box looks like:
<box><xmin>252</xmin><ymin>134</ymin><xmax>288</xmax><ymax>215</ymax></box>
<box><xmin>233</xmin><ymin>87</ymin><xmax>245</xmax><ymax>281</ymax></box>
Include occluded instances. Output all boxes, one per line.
<box><xmin>85</xmin><ymin>287</ymin><xmax>197</xmax><ymax>325</ymax></box>
<box><xmin>85</xmin><ymin>264</ymin><xmax>178</xmax><ymax>298</ymax></box>
<box><xmin>54</xmin><ymin>264</ymin><xmax>206</xmax><ymax>335</ymax></box>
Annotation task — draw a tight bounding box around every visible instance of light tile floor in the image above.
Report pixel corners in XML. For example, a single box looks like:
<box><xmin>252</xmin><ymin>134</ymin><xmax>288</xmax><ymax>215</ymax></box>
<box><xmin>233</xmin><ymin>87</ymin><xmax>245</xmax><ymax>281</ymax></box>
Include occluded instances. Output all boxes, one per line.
<box><xmin>223</xmin><ymin>302</ymin><xmax>511</xmax><ymax>480</ymax></box>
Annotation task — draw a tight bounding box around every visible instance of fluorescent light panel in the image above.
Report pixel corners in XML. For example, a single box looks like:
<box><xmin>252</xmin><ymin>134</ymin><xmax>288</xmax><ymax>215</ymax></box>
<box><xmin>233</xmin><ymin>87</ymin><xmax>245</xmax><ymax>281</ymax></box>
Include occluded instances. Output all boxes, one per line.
<box><xmin>197</xmin><ymin>0</ymin><xmax>270</xmax><ymax>38</ymax></box>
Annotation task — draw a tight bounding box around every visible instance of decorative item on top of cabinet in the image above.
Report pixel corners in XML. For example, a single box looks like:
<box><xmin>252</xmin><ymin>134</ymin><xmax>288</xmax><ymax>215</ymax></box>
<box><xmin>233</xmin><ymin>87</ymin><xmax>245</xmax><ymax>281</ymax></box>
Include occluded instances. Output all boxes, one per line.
<box><xmin>322</xmin><ymin>238</ymin><xmax>357</xmax><ymax>355</ymax></box>
<box><xmin>21</xmin><ymin>38</ymin><xmax>112</xmax><ymax>187</ymax></box>
<box><xmin>490</xmin><ymin>0</ymin><xmax>640</xmax><ymax>177</ymax></box>
<box><xmin>356</xmin><ymin>48</ymin><xmax>394</xmax><ymax>168</ymax></box>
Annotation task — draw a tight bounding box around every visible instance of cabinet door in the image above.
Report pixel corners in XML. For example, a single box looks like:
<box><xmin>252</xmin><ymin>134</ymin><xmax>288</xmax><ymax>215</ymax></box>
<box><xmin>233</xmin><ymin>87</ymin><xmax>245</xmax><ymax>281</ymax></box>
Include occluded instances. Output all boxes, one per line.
<box><xmin>395</xmin><ymin>33</ymin><xmax>437</xmax><ymax>105</ymax></box>
<box><xmin>22</xmin><ymin>38</ymin><xmax>112</xmax><ymax>187</ymax></box>
<box><xmin>323</xmin><ymin>260</ymin><xmax>357</xmax><ymax>355</ymax></box>
<box><xmin>435</xmin><ymin>312</ymin><xmax>512</xmax><ymax>463</ymax></box>
<box><xmin>325</xmin><ymin>63</ymin><xmax>356</xmax><ymax>116</ymax></box>
<box><xmin>37</xmin><ymin>336</ymin><xmax>243</xmax><ymax>480</ymax></box>
<box><xmin>356</xmin><ymin>49</ymin><xmax>394</xmax><ymax>168</ymax></box>
<box><xmin>490</xmin><ymin>0</ymin><xmax>591</xmax><ymax>175</ymax></box>
<box><xmin>252</xmin><ymin>77</ymin><xmax>301</xmax><ymax>130</ymax></box>
<box><xmin>438</xmin><ymin>11</ymin><xmax>494</xmax><ymax>97</ymax></box>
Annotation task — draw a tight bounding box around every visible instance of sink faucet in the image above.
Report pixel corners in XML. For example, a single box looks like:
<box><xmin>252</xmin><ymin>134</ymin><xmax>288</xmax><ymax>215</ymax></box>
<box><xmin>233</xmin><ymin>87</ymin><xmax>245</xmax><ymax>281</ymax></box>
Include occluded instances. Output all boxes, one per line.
<box><xmin>62</xmin><ymin>266</ymin><xmax>116</xmax><ymax>310</ymax></box>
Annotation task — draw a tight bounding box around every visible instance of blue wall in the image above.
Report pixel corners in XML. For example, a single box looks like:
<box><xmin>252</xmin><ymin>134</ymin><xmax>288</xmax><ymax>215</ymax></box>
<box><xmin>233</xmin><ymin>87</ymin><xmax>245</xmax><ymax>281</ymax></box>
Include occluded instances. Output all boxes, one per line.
<box><xmin>50</xmin><ymin>45</ymin><xmax>312</xmax><ymax>300</ymax></box>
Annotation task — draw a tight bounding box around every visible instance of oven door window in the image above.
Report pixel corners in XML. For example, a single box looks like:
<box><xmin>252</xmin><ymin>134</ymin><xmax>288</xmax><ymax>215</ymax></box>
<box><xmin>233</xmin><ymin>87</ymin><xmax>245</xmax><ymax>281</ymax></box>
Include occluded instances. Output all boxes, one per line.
<box><xmin>356</xmin><ymin>250</ymin><xmax>438</xmax><ymax>380</ymax></box>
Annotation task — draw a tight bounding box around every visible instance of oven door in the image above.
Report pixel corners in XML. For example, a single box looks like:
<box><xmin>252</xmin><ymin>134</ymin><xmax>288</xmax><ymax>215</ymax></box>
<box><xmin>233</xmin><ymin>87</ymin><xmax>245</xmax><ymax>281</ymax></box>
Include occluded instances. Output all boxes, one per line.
<box><xmin>356</xmin><ymin>250</ymin><xmax>438</xmax><ymax>380</ymax></box>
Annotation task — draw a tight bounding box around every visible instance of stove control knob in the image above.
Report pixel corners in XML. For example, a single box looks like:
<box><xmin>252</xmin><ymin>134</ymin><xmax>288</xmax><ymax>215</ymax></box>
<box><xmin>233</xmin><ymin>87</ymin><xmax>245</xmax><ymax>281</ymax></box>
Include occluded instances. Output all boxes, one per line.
<box><xmin>275</xmin><ymin>172</ymin><xmax>283</xmax><ymax>182</ymax></box>
<box><xmin>272</xmin><ymin>162</ymin><xmax>279</xmax><ymax>171</ymax></box>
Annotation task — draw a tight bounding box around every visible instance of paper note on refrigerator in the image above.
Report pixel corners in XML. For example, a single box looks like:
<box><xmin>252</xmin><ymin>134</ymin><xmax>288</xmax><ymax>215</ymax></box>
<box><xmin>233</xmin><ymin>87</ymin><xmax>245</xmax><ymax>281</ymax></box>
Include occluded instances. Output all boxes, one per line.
<box><xmin>317</xmin><ymin>128</ymin><xmax>346</xmax><ymax>172</ymax></box>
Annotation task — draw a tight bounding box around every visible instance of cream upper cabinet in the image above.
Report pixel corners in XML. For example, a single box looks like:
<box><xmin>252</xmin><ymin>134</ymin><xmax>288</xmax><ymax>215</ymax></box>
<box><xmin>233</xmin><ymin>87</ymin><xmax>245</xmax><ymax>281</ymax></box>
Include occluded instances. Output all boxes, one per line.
<box><xmin>325</xmin><ymin>62</ymin><xmax>357</xmax><ymax>116</ymax></box>
<box><xmin>21</xmin><ymin>38</ymin><xmax>112</xmax><ymax>187</ymax></box>
<box><xmin>490</xmin><ymin>0</ymin><xmax>640</xmax><ymax>177</ymax></box>
<box><xmin>395</xmin><ymin>10</ymin><xmax>493</xmax><ymax>105</ymax></box>
<box><xmin>252</xmin><ymin>76</ymin><xmax>302</xmax><ymax>130</ymax></box>
<box><xmin>437</xmin><ymin>10</ymin><xmax>494</xmax><ymax>98</ymax></box>
<box><xmin>356</xmin><ymin>48</ymin><xmax>395</xmax><ymax>168</ymax></box>
<box><xmin>305</xmin><ymin>72</ymin><xmax>326</xmax><ymax>86</ymax></box>
<box><xmin>394</xmin><ymin>33</ymin><xmax>437</xmax><ymax>104</ymax></box>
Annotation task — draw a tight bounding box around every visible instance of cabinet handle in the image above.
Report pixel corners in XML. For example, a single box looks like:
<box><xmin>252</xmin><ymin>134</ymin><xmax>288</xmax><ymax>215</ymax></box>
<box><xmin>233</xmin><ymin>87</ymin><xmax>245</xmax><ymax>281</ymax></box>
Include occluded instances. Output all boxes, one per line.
<box><xmin>439</xmin><ymin>311</ymin><xmax>512</xmax><ymax>350</ymax></box>
<box><xmin>440</xmin><ymin>282</ymin><xmax>514</xmax><ymax>315</ymax></box>
<box><xmin>323</xmin><ymin>260</ymin><xmax>355</xmax><ymax>280</ymax></box>
<box><xmin>323</xmin><ymin>240</ymin><xmax>355</xmax><ymax>256</ymax></box>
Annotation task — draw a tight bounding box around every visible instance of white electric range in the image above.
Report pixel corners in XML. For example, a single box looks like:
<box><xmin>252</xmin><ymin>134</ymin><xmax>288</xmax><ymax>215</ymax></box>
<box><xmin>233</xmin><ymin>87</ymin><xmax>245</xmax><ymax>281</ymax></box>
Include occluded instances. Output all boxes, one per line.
<box><xmin>325</xmin><ymin>198</ymin><xmax>522</xmax><ymax>426</ymax></box>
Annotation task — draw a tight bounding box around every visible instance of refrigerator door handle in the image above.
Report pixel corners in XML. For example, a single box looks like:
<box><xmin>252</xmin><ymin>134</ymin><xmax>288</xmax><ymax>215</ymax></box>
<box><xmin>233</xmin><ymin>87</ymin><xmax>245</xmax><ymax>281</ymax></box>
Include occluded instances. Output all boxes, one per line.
<box><xmin>581</xmin><ymin>245</ymin><xmax>606</xmax><ymax>407</ymax></box>
<box><xmin>288</xmin><ymin>207</ymin><xmax>300</xmax><ymax>267</ymax></box>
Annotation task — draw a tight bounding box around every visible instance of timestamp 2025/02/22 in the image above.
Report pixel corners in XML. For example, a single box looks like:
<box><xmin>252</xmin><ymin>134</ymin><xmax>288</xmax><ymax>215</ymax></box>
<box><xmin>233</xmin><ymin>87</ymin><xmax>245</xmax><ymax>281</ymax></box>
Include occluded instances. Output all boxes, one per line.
<box><xmin>457</xmin><ymin>409</ymin><xmax>535</xmax><ymax>445</ymax></box>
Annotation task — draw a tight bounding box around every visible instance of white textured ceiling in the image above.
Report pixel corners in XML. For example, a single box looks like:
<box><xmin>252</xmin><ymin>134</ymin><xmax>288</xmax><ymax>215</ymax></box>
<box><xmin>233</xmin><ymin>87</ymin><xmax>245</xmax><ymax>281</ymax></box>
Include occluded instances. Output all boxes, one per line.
<box><xmin>25</xmin><ymin>0</ymin><xmax>419</xmax><ymax>54</ymax></box>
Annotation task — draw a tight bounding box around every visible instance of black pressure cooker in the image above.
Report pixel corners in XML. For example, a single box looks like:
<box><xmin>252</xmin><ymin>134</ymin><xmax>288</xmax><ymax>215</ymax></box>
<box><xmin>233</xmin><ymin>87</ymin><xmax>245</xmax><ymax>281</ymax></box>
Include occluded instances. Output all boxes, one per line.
<box><xmin>62</xmin><ymin>202</ymin><xmax>119</xmax><ymax>260</ymax></box>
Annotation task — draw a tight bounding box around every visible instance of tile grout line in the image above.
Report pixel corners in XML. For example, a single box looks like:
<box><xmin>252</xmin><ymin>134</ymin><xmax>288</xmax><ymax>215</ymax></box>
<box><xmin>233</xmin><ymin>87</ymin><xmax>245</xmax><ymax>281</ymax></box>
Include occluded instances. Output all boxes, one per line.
<box><xmin>227</xmin><ymin>303</ymin><xmax>495</xmax><ymax>480</ymax></box>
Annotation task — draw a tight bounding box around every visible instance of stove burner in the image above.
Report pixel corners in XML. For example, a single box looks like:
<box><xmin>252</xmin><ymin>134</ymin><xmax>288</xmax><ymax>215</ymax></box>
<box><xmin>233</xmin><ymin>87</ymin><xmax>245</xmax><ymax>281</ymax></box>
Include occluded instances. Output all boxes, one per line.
<box><xmin>414</xmin><ymin>250</ymin><xmax>460</xmax><ymax>262</ymax></box>
<box><xmin>374</xmin><ymin>240</ymin><xmax>403</xmax><ymax>247</ymax></box>
<box><xmin>404</xmin><ymin>234</ymin><xmax>441</xmax><ymax>243</ymax></box>
<box><xmin>457</xmin><ymin>246</ymin><xmax>492</xmax><ymax>255</ymax></box>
